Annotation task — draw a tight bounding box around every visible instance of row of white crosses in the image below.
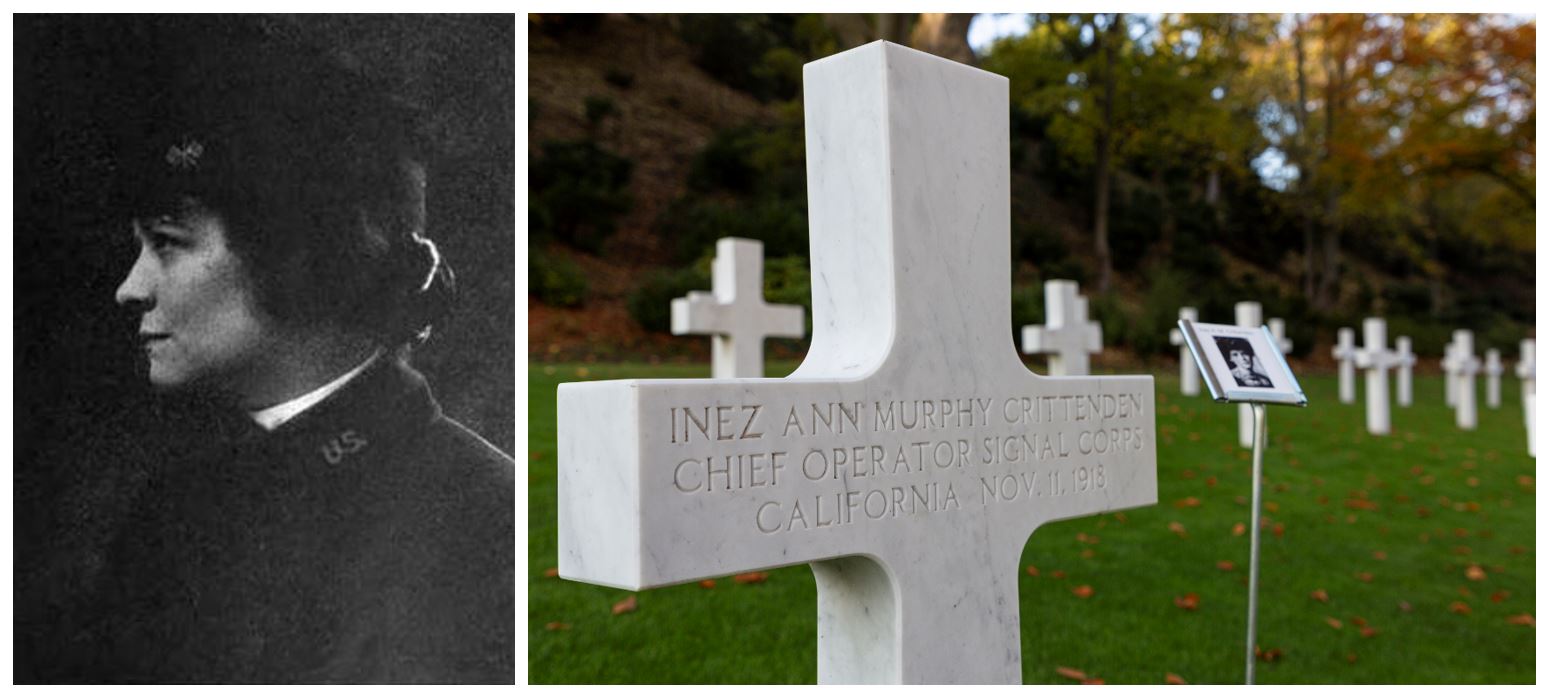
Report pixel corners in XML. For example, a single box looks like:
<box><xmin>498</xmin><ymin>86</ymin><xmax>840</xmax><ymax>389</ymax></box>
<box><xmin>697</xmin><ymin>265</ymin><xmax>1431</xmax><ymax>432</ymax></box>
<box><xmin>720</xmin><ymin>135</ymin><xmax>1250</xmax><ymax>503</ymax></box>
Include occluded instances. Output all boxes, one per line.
<box><xmin>674</xmin><ymin>244</ymin><xmax>1110</xmax><ymax>381</ymax></box>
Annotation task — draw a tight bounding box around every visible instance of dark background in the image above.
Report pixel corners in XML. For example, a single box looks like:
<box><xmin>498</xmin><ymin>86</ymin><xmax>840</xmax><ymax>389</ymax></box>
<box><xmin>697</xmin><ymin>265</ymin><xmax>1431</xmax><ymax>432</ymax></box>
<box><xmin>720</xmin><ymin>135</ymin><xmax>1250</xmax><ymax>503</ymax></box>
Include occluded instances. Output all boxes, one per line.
<box><xmin>12</xmin><ymin>15</ymin><xmax>513</xmax><ymax>677</ymax></box>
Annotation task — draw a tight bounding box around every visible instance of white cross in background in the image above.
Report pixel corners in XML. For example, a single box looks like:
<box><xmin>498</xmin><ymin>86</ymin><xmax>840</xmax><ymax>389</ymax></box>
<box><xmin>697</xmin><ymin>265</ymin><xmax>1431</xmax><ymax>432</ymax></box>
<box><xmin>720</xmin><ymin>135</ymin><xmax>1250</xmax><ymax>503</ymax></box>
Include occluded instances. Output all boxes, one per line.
<box><xmin>1021</xmin><ymin>279</ymin><xmax>1103</xmax><ymax>376</ymax></box>
<box><xmin>1394</xmin><ymin>336</ymin><xmax>1417</xmax><ymax>407</ymax></box>
<box><xmin>557</xmin><ymin>42</ymin><xmax>1157</xmax><ymax>684</ymax></box>
<box><xmin>1268</xmin><ymin>317</ymin><xmax>1293</xmax><ymax>355</ymax></box>
<box><xmin>1233</xmin><ymin>301</ymin><xmax>1264</xmax><ymax>448</ymax></box>
<box><xmin>671</xmin><ymin>237</ymin><xmax>805</xmax><ymax>378</ymax></box>
<box><xmin>1352</xmin><ymin>318</ymin><xmax>1402</xmax><ymax>435</ymax></box>
<box><xmin>1483</xmin><ymin>348</ymin><xmax>1504</xmax><ymax>409</ymax></box>
<box><xmin>1516</xmin><ymin>338</ymin><xmax>1535</xmax><ymax>457</ymax></box>
<box><xmin>1331</xmin><ymin>327</ymin><xmax>1358</xmax><ymax>405</ymax></box>
<box><xmin>1168</xmin><ymin>307</ymin><xmax>1200</xmax><ymax>396</ymax></box>
<box><xmin>1441</xmin><ymin>330</ymin><xmax>1481</xmax><ymax>430</ymax></box>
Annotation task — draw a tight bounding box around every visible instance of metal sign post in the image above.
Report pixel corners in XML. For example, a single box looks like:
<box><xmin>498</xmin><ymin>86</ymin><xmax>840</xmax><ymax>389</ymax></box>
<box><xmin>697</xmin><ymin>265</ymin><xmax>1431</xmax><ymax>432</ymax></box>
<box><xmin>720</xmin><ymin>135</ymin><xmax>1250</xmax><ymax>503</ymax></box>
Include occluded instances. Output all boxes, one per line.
<box><xmin>1245</xmin><ymin>402</ymin><xmax>1267</xmax><ymax>684</ymax></box>
<box><xmin>1175</xmin><ymin>320</ymin><xmax>1307</xmax><ymax>685</ymax></box>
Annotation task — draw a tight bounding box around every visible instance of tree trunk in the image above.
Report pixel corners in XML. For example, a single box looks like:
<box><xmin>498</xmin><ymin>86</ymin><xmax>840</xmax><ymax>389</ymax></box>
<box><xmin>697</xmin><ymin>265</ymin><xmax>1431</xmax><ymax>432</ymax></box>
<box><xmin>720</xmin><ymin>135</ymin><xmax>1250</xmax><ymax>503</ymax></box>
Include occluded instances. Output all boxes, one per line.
<box><xmin>908</xmin><ymin>13</ymin><xmax>977</xmax><ymax>64</ymax></box>
<box><xmin>1314</xmin><ymin>15</ymin><xmax>1345</xmax><ymax>309</ymax></box>
<box><xmin>1092</xmin><ymin>14</ymin><xmax>1121</xmax><ymax>294</ymax></box>
<box><xmin>1293</xmin><ymin>17</ymin><xmax>1317</xmax><ymax>302</ymax></box>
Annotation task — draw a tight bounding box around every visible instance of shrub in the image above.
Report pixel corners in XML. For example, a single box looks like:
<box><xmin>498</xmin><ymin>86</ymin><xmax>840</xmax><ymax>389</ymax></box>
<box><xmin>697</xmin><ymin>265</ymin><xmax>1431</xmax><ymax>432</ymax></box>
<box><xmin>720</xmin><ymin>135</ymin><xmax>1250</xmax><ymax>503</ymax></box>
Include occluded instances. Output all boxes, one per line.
<box><xmin>1130</xmin><ymin>264</ymin><xmax>1191</xmax><ymax>357</ymax></box>
<box><xmin>529</xmin><ymin>250</ymin><xmax>590</xmax><ymax>308</ymax></box>
<box><xmin>1010</xmin><ymin>283</ymin><xmax>1045</xmax><ymax>342</ymax></box>
<box><xmin>584</xmin><ymin>95</ymin><xmax>617</xmax><ymax>128</ymax></box>
<box><xmin>529</xmin><ymin>140</ymin><xmax>633</xmax><ymax>254</ymax></box>
<box><xmin>656</xmin><ymin>197</ymin><xmax>807</xmax><ymax>265</ymax></box>
<box><xmin>603</xmin><ymin>68</ymin><xmax>635</xmax><ymax>89</ymax></box>
<box><xmin>626</xmin><ymin>263</ymin><xmax>711</xmax><ymax>334</ymax></box>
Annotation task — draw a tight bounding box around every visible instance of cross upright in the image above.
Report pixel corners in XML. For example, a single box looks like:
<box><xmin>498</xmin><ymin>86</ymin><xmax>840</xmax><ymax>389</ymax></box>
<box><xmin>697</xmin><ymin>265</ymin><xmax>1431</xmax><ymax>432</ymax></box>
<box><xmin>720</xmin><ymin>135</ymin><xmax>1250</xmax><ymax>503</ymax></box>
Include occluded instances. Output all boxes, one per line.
<box><xmin>1269</xmin><ymin>317</ymin><xmax>1293</xmax><ymax>355</ymax></box>
<box><xmin>1332</xmin><ymin>328</ymin><xmax>1358</xmax><ymax>405</ymax></box>
<box><xmin>1483</xmin><ymin>348</ymin><xmax>1503</xmax><ymax>409</ymax></box>
<box><xmin>1394</xmin><ymin>336</ymin><xmax>1416</xmax><ymax>407</ymax></box>
<box><xmin>1233</xmin><ymin>301</ymin><xmax>1263</xmax><ymax>448</ymax></box>
<box><xmin>1167</xmin><ymin>307</ymin><xmax>1200</xmax><ymax>396</ymax></box>
<box><xmin>1021</xmin><ymin>279</ymin><xmax>1103</xmax><ymax>376</ymax></box>
<box><xmin>1517</xmin><ymin>339</ymin><xmax>1535</xmax><ymax>456</ymax></box>
<box><xmin>1441</xmin><ymin>330</ymin><xmax>1480</xmax><ymax>430</ymax></box>
<box><xmin>671</xmin><ymin>237</ymin><xmax>806</xmax><ymax>378</ymax></box>
<box><xmin>1352</xmin><ymin>317</ymin><xmax>1401</xmax><ymax>435</ymax></box>
<box><xmin>557</xmin><ymin>42</ymin><xmax>1158</xmax><ymax>684</ymax></box>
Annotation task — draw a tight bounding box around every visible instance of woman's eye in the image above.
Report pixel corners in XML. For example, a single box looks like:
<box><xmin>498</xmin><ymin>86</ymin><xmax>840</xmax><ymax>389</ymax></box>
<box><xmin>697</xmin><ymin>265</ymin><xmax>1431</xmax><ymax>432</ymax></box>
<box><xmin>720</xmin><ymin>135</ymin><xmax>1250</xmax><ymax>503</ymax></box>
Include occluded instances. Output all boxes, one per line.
<box><xmin>149</xmin><ymin>232</ymin><xmax>181</xmax><ymax>251</ymax></box>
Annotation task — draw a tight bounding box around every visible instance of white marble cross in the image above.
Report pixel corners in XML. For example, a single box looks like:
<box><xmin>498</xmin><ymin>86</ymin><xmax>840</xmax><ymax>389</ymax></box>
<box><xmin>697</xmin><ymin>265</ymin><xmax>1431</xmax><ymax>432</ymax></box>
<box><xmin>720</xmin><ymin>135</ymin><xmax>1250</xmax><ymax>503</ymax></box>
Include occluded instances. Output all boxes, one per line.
<box><xmin>557</xmin><ymin>42</ymin><xmax>1158</xmax><ymax>685</ymax></box>
<box><xmin>1167</xmin><ymin>307</ymin><xmax>1200</xmax><ymax>396</ymax></box>
<box><xmin>671</xmin><ymin>237</ymin><xmax>806</xmax><ymax>378</ymax></box>
<box><xmin>1517</xmin><ymin>339</ymin><xmax>1535</xmax><ymax>456</ymax></box>
<box><xmin>1021</xmin><ymin>279</ymin><xmax>1103</xmax><ymax>376</ymax></box>
<box><xmin>1331</xmin><ymin>328</ymin><xmax>1358</xmax><ymax>405</ymax></box>
<box><xmin>1483</xmin><ymin>349</ymin><xmax>1503</xmax><ymax>409</ymax></box>
<box><xmin>1441</xmin><ymin>330</ymin><xmax>1480</xmax><ymax>430</ymax></box>
<box><xmin>1352</xmin><ymin>318</ymin><xmax>1401</xmax><ymax>435</ymax></box>
<box><xmin>1233</xmin><ymin>301</ymin><xmax>1262</xmax><ymax>448</ymax></box>
<box><xmin>1394</xmin><ymin>336</ymin><xmax>1416</xmax><ymax>407</ymax></box>
<box><xmin>1269</xmin><ymin>318</ymin><xmax>1293</xmax><ymax>355</ymax></box>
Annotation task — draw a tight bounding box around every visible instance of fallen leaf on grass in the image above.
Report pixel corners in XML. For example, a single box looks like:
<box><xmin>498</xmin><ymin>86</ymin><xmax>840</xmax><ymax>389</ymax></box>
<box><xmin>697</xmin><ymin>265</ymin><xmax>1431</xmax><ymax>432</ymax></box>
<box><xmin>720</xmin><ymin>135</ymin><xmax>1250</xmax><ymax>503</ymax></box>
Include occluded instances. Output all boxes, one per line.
<box><xmin>1026</xmin><ymin>566</ymin><xmax>1040</xmax><ymax>577</ymax></box>
<box><xmin>1174</xmin><ymin>496</ymin><xmax>1201</xmax><ymax>508</ymax></box>
<box><xmin>544</xmin><ymin>567</ymin><xmax>559</xmax><ymax>578</ymax></box>
<box><xmin>1051</xmin><ymin>570</ymin><xmax>1067</xmax><ymax>579</ymax></box>
<box><xmin>1206</xmin><ymin>476</ymin><xmax>1218</xmax><ymax>487</ymax></box>
<box><xmin>1325</xmin><ymin>617</ymin><xmax>1343</xmax><ymax>629</ymax></box>
<box><xmin>1080</xmin><ymin>549</ymin><xmax>1096</xmax><ymax>559</ymax></box>
<box><xmin>1273</xmin><ymin>523</ymin><xmax>1285</xmax><ymax>538</ymax></box>
<box><xmin>1232</xmin><ymin>522</ymin><xmax>1247</xmax><ymax>537</ymax></box>
<box><xmin>1346</xmin><ymin>653</ymin><xmax>1358</xmax><ymax>664</ymax></box>
<box><xmin>1465</xmin><ymin>565</ymin><xmax>1487</xmax><ymax>581</ymax></box>
<box><xmin>734</xmin><ymin>572</ymin><xmax>769</xmax><ymax>584</ymax></box>
<box><xmin>1506</xmin><ymin>614</ymin><xmax>1535</xmax><ymax>627</ymax></box>
<box><xmin>1372</xmin><ymin>551</ymin><xmax>1388</xmax><ymax>561</ymax></box>
<box><xmin>699</xmin><ymin>579</ymin><xmax>716</xmax><ymax>589</ymax></box>
<box><xmin>1055</xmin><ymin>666</ymin><xmax>1087</xmax><ymax>681</ymax></box>
<box><xmin>1165</xmin><ymin>672</ymin><xmax>1187</xmax><ymax>685</ymax></box>
<box><xmin>1360</xmin><ymin>627</ymin><xmax>1379</xmax><ymax>638</ymax></box>
<box><xmin>1081</xmin><ymin>678</ymin><xmax>1106</xmax><ymax>685</ymax></box>
<box><xmin>1174</xmin><ymin>593</ymin><xmax>1200</xmax><ymax>611</ymax></box>
<box><xmin>545</xmin><ymin>621</ymin><xmax>571</xmax><ymax>631</ymax></box>
<box><xmin>1398</xmin><ymin>601</ymin><xmax>1412</xmax><ymax>612</ymax></box>
<box><xmin>1255</xmin><ymin>647</ymin><xmax>1284</xmax><ymax>662</ymax></box>
<box><xmin>1310</xmin><ymin>589</ymin><xmax>1329</xmax><ymax>603</ymax></box>
<box><xmin>1168</xmin><ymin>522</ymin><xmax>1188</xmax><ymax>537</ymax></box>
<box><xmin>1354</xmin><ymin>572</ymin><xmax>1374</xmax><ymax>583</ymax></box>
<box><xmin>1071</xmin><ymin>585</ymin><xmax>1094</xmax><ymax>599</ymax></box>
<box><xmin>1350</xmin><ymin>616</ymin><xmax>1368</xmax><ymax>628</ymax></box>
<box><xmin>1216</xmin><ymin>560</ymin><xmax>1235</xmax><ymax>571</ymax></box>
<box><xmin>1265</xmin><ymin>501</ymin><xmax>1279</xmax><ymax>513</ymax></box>
<box><xmin>1449</xmin><ymin>601</ymin><xmax>1472</xmax><ymax>615</ymax></box>
<box><xmin>612</xmin><ymin>595</ymin><xmax>638</xmax><ymax>615</ymax></box>
<box><xmin>1490</xmin><ymin>590</ymin><xmax>1510</xmax><ymax>603</ymax></box>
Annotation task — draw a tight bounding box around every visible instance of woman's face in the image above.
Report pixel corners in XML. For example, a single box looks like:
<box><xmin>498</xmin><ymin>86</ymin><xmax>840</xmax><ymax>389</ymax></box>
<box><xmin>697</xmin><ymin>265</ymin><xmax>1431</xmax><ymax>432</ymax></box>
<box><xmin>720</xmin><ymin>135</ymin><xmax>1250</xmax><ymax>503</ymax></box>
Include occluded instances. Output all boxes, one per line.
<box><xmin>1229</xmin><ymin>348</ymin><xmax>1250</xmax><ymax>370</ymax></box>
<box><xmin>115</xmin><ymin>203</ymin><xmax>278</xmax><ymax>393</ymax></box>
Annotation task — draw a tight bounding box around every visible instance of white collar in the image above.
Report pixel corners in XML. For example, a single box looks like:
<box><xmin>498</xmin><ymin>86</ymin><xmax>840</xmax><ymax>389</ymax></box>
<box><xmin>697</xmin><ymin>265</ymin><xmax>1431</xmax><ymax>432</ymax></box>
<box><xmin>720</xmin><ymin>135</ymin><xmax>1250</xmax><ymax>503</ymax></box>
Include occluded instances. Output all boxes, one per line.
<box><xmin>248</xmin><ymin>349</ymin><xmax>384</xmax><ymax>432</ymax></box>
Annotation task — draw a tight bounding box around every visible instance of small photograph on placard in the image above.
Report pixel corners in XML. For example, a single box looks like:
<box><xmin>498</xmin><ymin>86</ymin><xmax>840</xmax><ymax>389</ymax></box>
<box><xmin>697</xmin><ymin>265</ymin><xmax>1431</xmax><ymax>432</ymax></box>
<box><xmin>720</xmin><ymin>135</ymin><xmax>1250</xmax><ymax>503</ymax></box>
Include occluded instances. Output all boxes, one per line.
<box><xmin>1181</xmin><ymin>320</ymin><xmax>1306</xmax><ymax>406</ymax></box>
<box><xmin>1214</xmin><ymin>335</ymin><xmax>1274</xmax><ymax>388</ymax></box>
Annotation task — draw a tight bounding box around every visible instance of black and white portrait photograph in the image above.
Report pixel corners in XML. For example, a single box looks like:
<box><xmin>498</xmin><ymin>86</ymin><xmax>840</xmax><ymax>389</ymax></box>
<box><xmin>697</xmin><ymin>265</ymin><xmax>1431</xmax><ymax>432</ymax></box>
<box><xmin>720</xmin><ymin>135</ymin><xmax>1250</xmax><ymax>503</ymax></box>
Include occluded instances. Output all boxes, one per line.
<box><xmin>1179</xmin><ymin>320</ymin><xmax>1306</xmax><ymax>406</ymax></box>
<box><xmin>13</xmin><ymin>14</ymin><xmax>515</xmax><ymax>683</ymax></box>
<box><xmin>1214</xmin><ymin>335</ymin><xmax>1273</xmax><ymax>388</ymax></box>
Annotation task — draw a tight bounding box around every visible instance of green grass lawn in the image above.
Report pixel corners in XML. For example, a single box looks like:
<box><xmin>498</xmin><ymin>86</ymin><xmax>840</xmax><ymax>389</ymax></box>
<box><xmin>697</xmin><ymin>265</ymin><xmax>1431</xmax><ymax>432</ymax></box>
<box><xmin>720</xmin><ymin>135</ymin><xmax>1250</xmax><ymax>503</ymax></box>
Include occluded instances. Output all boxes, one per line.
<box><xmin>527</xmin><ymin>361</ymin><xmax>1535</xmax><ymax>684</ymax></box>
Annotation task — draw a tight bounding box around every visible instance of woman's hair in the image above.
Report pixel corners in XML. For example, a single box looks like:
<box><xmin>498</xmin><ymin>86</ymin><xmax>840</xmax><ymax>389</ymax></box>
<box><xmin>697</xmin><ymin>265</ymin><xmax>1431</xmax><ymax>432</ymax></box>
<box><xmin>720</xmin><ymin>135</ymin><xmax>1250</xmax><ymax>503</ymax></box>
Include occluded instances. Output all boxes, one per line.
<box><xmin>121</xmin><ymin>17</ymin><xmax>454</xmax><ymax>347</ymax></box>
<box><xmin>1216</xmin><ymin>336</ymin><xmax>1255</xmax><ymax>364</ymax></box>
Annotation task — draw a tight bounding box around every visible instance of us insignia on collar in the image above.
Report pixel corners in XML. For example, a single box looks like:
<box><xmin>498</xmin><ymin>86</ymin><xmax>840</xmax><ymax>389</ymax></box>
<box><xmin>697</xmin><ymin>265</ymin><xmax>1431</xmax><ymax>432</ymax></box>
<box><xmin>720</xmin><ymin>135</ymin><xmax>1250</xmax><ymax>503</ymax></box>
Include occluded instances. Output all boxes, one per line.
<box><xmin>165</xmin><ymin>138</ymin><xmax>205</xmax><ymax>170</ymax></box>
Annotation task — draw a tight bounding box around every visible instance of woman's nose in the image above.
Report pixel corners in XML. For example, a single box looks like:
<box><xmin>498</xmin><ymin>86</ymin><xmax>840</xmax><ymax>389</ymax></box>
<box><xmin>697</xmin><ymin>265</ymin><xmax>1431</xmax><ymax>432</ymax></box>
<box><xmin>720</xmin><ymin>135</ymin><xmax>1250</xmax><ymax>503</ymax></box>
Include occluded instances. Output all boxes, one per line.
<box><xmin>115</xmin><ymin>248</ymin><xmax>155</xmax><ymax>310</ymax></box>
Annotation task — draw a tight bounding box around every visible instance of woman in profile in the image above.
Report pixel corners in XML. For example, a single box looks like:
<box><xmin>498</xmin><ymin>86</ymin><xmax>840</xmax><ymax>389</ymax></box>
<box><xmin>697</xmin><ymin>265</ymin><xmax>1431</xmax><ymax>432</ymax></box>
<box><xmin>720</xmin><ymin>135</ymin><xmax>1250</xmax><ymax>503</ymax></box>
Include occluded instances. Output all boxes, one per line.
<box><xmin>65</xmin><ymin>21</ymin><xmax>514</xmax><ymax>683</ymax></box>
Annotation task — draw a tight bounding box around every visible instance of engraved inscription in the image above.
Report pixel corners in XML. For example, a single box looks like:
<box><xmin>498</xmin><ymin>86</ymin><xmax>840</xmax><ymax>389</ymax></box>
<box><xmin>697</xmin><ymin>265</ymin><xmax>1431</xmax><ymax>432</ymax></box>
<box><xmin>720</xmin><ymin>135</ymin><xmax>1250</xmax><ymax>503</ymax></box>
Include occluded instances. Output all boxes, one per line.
<box><xmin>659</xmin><ymin>393</ymin><xmax>1148</xmax><ymax>535</ymax></box>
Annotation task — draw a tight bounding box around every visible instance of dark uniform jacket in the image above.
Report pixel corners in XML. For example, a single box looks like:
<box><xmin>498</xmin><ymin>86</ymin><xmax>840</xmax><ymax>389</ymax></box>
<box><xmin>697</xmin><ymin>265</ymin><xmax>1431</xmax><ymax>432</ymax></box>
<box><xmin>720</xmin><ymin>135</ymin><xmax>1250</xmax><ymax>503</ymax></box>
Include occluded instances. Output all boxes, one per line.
<box><xmin>75</xmin><ymin>358</ymin><xmax>514</xmax><ymax>683</ymax></box>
